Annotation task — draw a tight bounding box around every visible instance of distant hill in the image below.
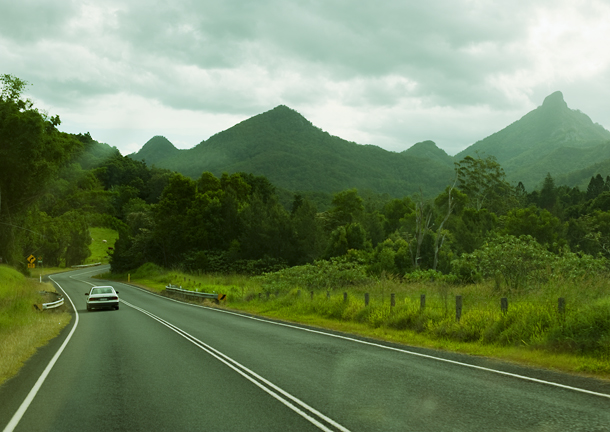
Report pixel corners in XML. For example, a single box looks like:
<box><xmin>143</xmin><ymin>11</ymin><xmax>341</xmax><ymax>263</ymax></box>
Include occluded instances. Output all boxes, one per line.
<box><xmin>455</xmin><ymin>91</ymin><xmax>610</xmax><ymax>189</ymax></box>
<box><xmin>130</xmin><ymin>106</ymin><xmax>455</xmax><ymax>197</ymax></box>
<box><xmin>403</xmin><ymin>140</ymin><xmax>454</xmax><ymax>167</ymax></box>
<box><xmin>130</xmin><ymin>135</ymin><xmax>181</xmax><ymax>166</ymax></box>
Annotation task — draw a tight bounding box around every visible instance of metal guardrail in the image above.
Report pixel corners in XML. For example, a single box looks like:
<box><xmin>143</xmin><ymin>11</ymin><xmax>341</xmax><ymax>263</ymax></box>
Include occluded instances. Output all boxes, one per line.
<box><xmin>165</xmin><ymin>284</ymin><xmax>226</xmax><ymax>302</ymax></box>
<box><xmin>34</xmin><ymin>291</ymin><xmax>65</xmax><ymax>311</ymax></box>
<box><xmin>42</xmin><ymin>297</ymin><xmax>64</xmax><ymax>310</ymax></box>
<box><xmin>71</xmin><ymin>262</ymin><xmax>102</xmax><ymax>268</ymax></box>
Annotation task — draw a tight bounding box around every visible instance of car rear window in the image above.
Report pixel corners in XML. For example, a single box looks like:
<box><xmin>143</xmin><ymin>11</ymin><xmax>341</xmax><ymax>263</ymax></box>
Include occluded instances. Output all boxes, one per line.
<box><xmin>91</xmin><ymin>287</ymin><xmax>114</xmax><ymax>295</ymax></box>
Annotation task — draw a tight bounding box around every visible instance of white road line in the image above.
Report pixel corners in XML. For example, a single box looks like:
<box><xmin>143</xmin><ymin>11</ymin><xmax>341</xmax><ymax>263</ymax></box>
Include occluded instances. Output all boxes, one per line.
<box><xmin>110</xmin><ymin>280</ymin><xmax>610</xmax><ymax>400</ymax></box>
<box><xmin>121</xmin><ymin>299</ymin><xmax>352</xmax><ymax>432</ymax></box>
<box><xmin>2</xmin><ymin>277</ymin><xmax>79</xmax><ymax>432</ymax></box>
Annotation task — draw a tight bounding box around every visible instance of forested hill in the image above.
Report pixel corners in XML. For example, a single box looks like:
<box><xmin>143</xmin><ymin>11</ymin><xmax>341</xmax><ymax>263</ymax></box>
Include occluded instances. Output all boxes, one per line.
<box><xmin>130</xmin><ymin>105</ymin><xmax>455</xmax><ymax>197</ymax></box>
<box><xmin>134</xmin><ymin>135</ymin><xmax>182</xmax><ymax>166</ymax></box>
<box><xmin>455</xmin><ymin>91</ymin><xmax>610</xmax><ymax>189</ymax></box>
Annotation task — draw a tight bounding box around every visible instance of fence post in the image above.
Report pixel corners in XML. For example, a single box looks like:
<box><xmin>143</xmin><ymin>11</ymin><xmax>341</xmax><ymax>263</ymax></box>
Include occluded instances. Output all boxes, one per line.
<box><xmin>343</xmin><ymin>292</ymin><xmax>348</xmax><ymax>303</ymax></box>
<box><xmin>420</xmin><ymin>294</ymin><xmax>426</xmax><ymax>311</ymax></box>
<box><xmin>558</xmin><ymin>297</ymin><xmax>565</xmax><ymax>315</ymax></box>
<box><xmin>365</xmin><ymin>293</ymin><xmax>370</xmax><ymax>307</ymax></box>
<box><xmin>310</xmin><ymin>290</ymin><xmax>314</xmax><ymax>301</ymax></box>
<box><xmin>455</xmin><ymin>295</ymin><xmax>462</xmax><ymax>322</ymax></box>
<box><xmin>390</xmin><ymin>293</ymin><xmax>395</xmax><ymax>308</ymax></box>
<box><xmin>501</xmin><ymin>297</ymin><xmax>508</xmax><ymax>314</ymax></box>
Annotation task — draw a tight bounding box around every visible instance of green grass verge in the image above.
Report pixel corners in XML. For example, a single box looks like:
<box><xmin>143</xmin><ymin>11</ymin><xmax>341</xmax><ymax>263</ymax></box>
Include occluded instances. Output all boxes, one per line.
<box><xmin>104</xmin><ymin>263</ymin><xmax>610</xmax><ymax>380</ymax></box>
<box><xmin>0</xmin><ymin>265</ymin><xmax>71</xmax><ymax>385</ymax></box>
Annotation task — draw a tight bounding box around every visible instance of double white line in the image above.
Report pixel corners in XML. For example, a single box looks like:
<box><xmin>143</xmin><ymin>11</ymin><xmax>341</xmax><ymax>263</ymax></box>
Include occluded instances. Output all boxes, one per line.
<box><xmin>121</xmin><ymin>299</ymin><xmax>352</xmax><ymax>432</ymax></box>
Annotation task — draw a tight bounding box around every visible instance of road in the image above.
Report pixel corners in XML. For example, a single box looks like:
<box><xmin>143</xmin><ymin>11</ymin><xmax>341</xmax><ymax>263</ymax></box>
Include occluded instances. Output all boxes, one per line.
<box><xmin>1</xmin><ymin>266</ymin><xmax>609</xmax><ymax>431</ymax></box>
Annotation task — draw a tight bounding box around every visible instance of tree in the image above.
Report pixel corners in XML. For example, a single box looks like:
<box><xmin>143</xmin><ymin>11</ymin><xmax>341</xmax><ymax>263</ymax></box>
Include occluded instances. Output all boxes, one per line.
<box><xmin>455</xmin><ymin>155</ymin><xmax>513</xmax><ymax>214</ymax></box>
<box><xmin>586</xmin><ymin>174</ymin><xmax>605</xmax><ymax>200</ymax></box>
<box><xmin>0</xmin><ymin>74</ymin><xmax>82</xmax><ymax>265</ymax></box>
<box><xmin>538</xmin><ymin>172</ymin><xmax>558</xmax><ymax>213</ymax></box>
<box><xmin>501</xmin><ymin>206</ymin><xmax>565</xmax><ymax>252</ymax></box>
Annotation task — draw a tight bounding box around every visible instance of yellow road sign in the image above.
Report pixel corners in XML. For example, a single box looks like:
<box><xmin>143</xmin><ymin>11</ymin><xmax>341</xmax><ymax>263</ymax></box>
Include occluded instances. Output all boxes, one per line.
<box><xmin>28</xmin><ymin>263</ymin><xmax>35</xmax><ymax>269</ymax></box>
<box><xmin>27</xmin><ymin>254</ymin><xmax>36</xmax><ymax>264</ymax></box>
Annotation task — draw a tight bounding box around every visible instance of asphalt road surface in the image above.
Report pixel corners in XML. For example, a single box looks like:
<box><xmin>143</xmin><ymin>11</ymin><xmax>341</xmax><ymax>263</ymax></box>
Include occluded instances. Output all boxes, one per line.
<box><xmin>1</xmin><ymin>266</ymin><xmax>609</xmax><ymax>431</ymax></box>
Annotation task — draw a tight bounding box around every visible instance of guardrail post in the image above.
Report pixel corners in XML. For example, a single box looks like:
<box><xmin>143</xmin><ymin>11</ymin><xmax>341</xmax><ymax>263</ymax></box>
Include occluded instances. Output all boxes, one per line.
<box><xmin>420</xmin><ymin>294</ymin><xmax>426</xmax><ymax>311</ymax></box>
<box><xmin>455</xmin><ymin>295</ymin><xmax>462</xmax><ymax>322</ymax></box>
<box><xmin>501</xmin><ymin>297</ymin><xmax>508</xmax><ymax>314</ymax></box>
<box><xmin>365</xmin><ymin>293</ymin><xmax>370</xmax><ymax>307</ymax></box>
<box><xmin>390</xmin><ymin>293</ymin><xmax>395</xmax><ymax>308</ymax></box>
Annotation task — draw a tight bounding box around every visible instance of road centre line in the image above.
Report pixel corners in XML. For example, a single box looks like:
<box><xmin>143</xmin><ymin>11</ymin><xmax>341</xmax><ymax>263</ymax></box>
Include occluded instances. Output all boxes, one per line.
<box><xmin>2</xmin><ymin>277</ymin><xmax>80</xmax><ymax>432</ymax></box>
<box><xmin>120</xmin><ymin>299</ymin><xmax>351</xmax><ymax>432</ymax></box>
<box><xmin>114</xmin><ymin>281</ymin><xmax>610</xmax><ymax>401</ymax></box>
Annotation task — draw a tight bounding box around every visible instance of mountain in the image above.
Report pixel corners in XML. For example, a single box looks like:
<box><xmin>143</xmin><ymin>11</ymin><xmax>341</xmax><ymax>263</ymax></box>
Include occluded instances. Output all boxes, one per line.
<box><xmin>455</xmin><ymin>91</ymin><xmax>610</xmax><ymax>188</ymax></box>
<box><xmin>403</xmin><ymin>140</ymin><xmax>454</xmax><ymax>167</ymax></box>
<box><xmin>131</xmin><ymin>135</ymin><xmax>181</xmax><ymax>166</ymax></box>
<box><xmin>129</xmin><ymin>106</ymin><xmax>455</xmax><ymax>197</ymax></box>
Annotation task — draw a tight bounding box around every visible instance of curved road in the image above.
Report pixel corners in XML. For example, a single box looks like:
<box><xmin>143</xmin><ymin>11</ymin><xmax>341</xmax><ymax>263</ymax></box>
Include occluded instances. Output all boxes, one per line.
<box><xmin>1</xmin><ymin>267</ymin><xmax>609</xmax><ymax>431</ymax></box>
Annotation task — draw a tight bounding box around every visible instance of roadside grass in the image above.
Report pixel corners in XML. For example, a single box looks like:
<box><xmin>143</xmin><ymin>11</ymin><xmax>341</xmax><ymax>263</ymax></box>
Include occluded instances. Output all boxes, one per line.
<box><xmin>0</xmin><ymin>265</ymin><xmax>70</xmax><ymax>385</ymax></box>
<box><xmin>105</xmin><ymin>263</ymin><xmax>610</xmax><ymax>380</ymax></box>
<box><xmin>88</xmin><ymin>227</ymin><xmax>118</xmax><ymax>264</ymax></box>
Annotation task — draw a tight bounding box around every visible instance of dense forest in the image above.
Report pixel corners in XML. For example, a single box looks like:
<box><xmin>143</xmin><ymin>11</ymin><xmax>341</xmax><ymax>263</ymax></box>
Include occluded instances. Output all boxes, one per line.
<box><xmin>3</xmin><ymin>74</ymin><xmax>610</xmax><ymax>291</ymax></box>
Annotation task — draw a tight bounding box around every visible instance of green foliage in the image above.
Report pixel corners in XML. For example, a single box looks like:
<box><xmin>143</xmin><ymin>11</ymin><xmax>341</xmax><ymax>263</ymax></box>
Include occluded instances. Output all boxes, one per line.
<box><xmin>452</xmin><ymin>234</ymin><xmax>607</xmax><ymax>291</ymax></box>
<box><xmin>500</xmin><ymin>206</ymin><xmax>565</xmax><ymax>251</ymax></box>
<box><xmin>255</xmin><ymin>258</ymin><xmax>372</xmax><ymax>293</ymax></box>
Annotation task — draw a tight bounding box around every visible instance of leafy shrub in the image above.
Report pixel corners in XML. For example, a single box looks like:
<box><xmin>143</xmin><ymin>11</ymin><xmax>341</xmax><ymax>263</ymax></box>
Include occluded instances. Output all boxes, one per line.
<box><xmin>452</xmin><ymin>235</ymin><xmax>608</xmax><ymax>292</ymax></box>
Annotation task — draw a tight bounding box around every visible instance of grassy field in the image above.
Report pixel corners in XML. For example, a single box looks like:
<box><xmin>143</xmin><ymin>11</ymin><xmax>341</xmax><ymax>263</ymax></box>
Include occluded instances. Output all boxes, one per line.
<box><xmin>103</xmin><ymin>263</ymin><xmax>610</xmax><ymax>380</ymax></box>
<box><xmin>87</xmin><ymin>227</ymin><xmax>118</xmax><ymax>264</ymax></box>
<box><xmin>0</xmin><ymin>265</ymin><xmax>70</xmax><ymax>385</ymax></box>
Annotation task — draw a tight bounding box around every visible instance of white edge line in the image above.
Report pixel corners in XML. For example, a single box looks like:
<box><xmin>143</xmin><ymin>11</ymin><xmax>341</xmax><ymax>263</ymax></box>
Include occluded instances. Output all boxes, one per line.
<box><xmin>113</xmin><ymin>280</ymin><xmax>610</xmax><ymax>401</ymax></box>
<box><xmin>120</xmin><ymin>299</ymin><xmax>347</xmax><ymax>432</ymax></box>
<box><xmin>3</xmin><ymin>277</ymin><xmax>79</xmax><ymax>432</ymax></box>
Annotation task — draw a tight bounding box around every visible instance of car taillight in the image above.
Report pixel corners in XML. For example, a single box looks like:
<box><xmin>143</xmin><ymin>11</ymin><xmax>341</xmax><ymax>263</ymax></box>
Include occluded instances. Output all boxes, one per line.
<box><xmin>109</xmin><ymin>296</ymin><xmax>118</xmax><ymax>300</ymax></box>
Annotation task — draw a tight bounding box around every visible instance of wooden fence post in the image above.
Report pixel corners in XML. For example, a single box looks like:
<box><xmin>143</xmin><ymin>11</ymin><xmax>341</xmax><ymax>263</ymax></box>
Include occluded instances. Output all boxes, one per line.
<box><xmin>420</xmin><ymin>294</ymin><xmax>426</xmax><ymax>311</ymax></box>
<box><xmin>455</xmin><ymin>295</ymin><xmax>463</xmax><ymax>322</ymax></box>
<box><xmin>558</xmin><ymin>297</ymin><xmax>565</xmax><ymax>314</ymax></box>
<box><xmin>310</xmin><ymin>290</ymin><xmax>314</xmax><ymax>301</ymax></box>
<box><xmin>343</xmin><ymin>292</ymin><xmax>348</xmax><ymax>303</ymax></box>
<box><xmin>365</xmin><ymin>293</ymin><xmax>370</xmax><ymax>307</ymax></box>
<box><xmin>501</xmin><ymin>297</ymin><xmax>508</xmax><ymax>314</ymax></box>
<box><xmin>390</xmin><ymin>293</ymin><xmax>395</xmax><ymax>308</ymax></box>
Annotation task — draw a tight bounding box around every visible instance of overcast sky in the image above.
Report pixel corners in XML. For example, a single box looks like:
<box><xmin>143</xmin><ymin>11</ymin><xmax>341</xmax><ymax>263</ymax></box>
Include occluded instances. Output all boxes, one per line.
<box><xmin>2</xmin><ymin>0</ymin><xmax>609</xmax><ymax>156</ymax></box>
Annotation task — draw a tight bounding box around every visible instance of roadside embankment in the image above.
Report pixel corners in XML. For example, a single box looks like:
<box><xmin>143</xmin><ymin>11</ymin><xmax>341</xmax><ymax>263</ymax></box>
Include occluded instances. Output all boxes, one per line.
<box><xmin>0</xmin><ymin>265</ymin><xmax>70</xmax><ymax>385</ymax></box>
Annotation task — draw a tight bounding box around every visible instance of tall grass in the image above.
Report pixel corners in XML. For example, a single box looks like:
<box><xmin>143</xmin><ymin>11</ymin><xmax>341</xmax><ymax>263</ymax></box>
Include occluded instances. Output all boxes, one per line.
<box><xmin>108</xmin><ymin>262</ymin><xmax>610</xmax><ymax>375</ymax></box>
<box><xmin>0</xmin><ymin>265</ymin><xmax>70</xmax><ymax>385</ymax></box>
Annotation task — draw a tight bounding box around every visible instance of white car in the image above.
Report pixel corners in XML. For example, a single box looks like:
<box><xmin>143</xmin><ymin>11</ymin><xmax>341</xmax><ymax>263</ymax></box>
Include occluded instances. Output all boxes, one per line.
<box><xmin>86</xmin><ymin>286</ymin><xmax>120</xmax><ymax>311</ymax></box>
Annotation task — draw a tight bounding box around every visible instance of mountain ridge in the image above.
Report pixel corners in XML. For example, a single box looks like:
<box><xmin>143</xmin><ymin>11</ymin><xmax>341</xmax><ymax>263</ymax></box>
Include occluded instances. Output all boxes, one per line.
<box><xmin>130</xmin><ymin>93</ymin><xmax>610</xmax><ymax>194</ymax></box>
